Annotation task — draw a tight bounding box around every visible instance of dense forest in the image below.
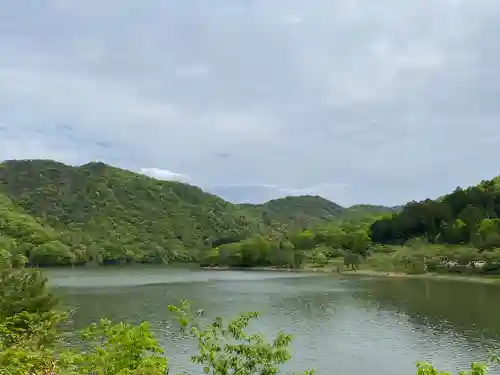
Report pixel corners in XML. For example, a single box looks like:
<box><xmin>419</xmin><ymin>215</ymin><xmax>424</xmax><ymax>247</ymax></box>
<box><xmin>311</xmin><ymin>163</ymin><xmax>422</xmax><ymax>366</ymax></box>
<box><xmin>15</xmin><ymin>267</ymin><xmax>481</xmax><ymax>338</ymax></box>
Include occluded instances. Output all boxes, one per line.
<box><xmin>0</xmin><ymin>159</ymin><xmax>396</xmax><ymax>267</ymax></box>
<box><xmin>370</xmin><ymin>178</ymin><xmax>500</xmax><ymax>248</ymax></box>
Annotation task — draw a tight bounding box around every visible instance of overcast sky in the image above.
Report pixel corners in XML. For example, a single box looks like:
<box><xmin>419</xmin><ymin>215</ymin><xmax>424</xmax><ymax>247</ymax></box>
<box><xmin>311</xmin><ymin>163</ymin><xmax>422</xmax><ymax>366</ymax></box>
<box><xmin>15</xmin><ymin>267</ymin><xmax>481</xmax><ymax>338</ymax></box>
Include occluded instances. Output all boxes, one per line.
<box><xmin>1</xmin><ymin>0</ymin><xmax>500</xmax><ymax>206</ymax></box>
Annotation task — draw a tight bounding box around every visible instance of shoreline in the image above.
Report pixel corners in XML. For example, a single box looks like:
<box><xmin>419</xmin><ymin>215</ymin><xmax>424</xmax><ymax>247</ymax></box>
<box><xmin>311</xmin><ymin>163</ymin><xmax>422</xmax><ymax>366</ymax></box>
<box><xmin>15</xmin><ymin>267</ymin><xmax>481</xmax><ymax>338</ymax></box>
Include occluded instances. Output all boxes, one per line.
<box><xmin>342</xmin><ymin>269</ymin><xmax>500</xmax><ymax>284</ymax></box>
<box><xmin>201</xmin><ymin>266</ymin><xmax>500</xmax><ymax>284</ymax></box>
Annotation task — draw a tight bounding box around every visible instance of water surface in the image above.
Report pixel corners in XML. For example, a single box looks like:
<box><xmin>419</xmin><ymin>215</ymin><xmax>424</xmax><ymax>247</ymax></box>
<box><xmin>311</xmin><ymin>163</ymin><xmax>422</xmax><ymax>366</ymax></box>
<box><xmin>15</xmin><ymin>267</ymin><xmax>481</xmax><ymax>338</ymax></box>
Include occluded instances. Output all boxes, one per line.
<box><xmin>47</xmin><ymin>266</ymin><xmax>500</xmax><ymax>374</ymax></box>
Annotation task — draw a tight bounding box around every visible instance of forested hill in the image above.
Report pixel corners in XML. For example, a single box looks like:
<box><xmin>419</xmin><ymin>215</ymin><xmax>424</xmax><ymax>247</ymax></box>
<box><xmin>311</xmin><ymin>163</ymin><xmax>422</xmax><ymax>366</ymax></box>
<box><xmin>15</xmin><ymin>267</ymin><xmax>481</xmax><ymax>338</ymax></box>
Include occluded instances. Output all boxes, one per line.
<box><xmin>0</xmin><ymin>159</ymin><xmax>399</xmax><ymax>266</ymax></box>
<box><xmin>0</xmin><ymin>191</ymin><xmax>69</xmax><ymax>266</ymax></box>
<box><xmin>241</xmin><ymin>197</ymin><xmax>399</xmax><ymax>228</ymax></box>
<box><xmin>0</xmin><ymin>159</ymin><xmax>270</xmax><ymax>265</ymax></box>
<box><xmin>241</xmin><ymin>195</ymin><xmax>345</xmax><ymax>228</ymax></box>
<box><xmin>343</xmin><ymin>204</ymin><xmax>402</xmax><ymax>220</ymax></box>
<box><xmin>0</xmin><ymin>159</ymin><xmax>368</xmax><ymax>266</ymax></box>
<box><xmin>370</xmin><ymin>177</ymin><xmax>500</xmax><ymax>248</ymax></box>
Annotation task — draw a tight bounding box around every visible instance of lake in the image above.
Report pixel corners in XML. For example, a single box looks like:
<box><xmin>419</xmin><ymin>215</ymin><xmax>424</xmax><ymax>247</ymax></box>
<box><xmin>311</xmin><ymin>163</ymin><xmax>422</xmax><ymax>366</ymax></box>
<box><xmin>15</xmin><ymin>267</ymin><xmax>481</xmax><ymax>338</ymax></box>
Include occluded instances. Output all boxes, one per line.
<box><xmin>46</xmin><ymin>266</ymin><xmax>500</xmax><ymax>374</ymax></box>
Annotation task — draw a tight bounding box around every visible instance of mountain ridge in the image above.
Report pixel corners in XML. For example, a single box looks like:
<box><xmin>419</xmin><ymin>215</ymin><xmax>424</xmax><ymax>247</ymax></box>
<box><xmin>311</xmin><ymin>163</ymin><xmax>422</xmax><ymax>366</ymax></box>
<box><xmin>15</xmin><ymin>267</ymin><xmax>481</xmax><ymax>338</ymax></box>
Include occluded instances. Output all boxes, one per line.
<box><xmin>0</xmin><ymin>159</ymin><xmax>398</xmax><ymax>266</ymax></box>
<box><xmin>1</xmin><ymin>158</ymin><xmax>399</xmax><ymax>212</ymax></box>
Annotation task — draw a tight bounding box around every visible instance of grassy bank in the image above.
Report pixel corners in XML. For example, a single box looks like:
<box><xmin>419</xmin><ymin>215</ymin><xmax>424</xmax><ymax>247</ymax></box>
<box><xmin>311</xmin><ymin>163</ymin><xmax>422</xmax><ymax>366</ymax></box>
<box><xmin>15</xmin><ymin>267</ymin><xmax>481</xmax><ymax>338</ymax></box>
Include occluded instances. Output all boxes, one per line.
<box><xmin>202</xmin><ymin>259</ymin><xmax>500</xmax><ymax>284</ymax></box>
<box><xmin>337</xmin><ymin>268</ymin><xmax>500</xmax><ymax>284</ymax></box>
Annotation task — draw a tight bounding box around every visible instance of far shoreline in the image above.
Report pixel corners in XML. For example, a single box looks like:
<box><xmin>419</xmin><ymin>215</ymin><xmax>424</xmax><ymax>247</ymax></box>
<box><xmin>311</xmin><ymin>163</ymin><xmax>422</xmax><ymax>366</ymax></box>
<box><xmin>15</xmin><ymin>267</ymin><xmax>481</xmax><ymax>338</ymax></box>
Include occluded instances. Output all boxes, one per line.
<box><xmin>200</xmin><ymin>265</ymin><xmax>500</xmax><ymax>284</ymax></box>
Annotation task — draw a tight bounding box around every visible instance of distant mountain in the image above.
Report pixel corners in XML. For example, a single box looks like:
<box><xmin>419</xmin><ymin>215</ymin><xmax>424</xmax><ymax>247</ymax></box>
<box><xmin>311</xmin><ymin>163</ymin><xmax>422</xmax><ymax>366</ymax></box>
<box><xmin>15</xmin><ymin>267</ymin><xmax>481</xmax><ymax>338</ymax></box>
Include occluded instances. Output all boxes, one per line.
<box><xmin>242</xmin><ymin>195</ymin><xmax>344</xmax><ymax>228</ymax></box>
<box><xmin>242</xmin><ymin>196</ymin><xmax>399</xmax><ymax>229</ymax></box>
<box><xmin>343</xmin><ymin>204</ymin><xmax>402</xmax><ymax>219</ymax></box>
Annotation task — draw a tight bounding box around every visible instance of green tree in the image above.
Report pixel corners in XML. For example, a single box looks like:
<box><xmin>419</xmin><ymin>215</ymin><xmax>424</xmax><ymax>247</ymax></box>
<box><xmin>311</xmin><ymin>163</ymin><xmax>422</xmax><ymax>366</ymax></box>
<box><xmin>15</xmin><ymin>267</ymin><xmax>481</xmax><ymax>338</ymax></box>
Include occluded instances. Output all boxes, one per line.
<box><xmin>344</xmin><ymin>252</ymin><xmax>361</xmax><ymax>270</ymax></box>
<box><xmin>350</xmin><ymin>230</ymin><xmax>370</xmax><ymax>255</ymax></box>
<box><xmin>201</xmin><ymin>248</ymin><xmax>221</xmax><ymax>267</ymax></box>
<box><xmin>477</xmin><ymin>219</ymin><xmax>500</xmax><ymax>249</ymax></box>
<box><xmin>290</xmin><ymin>230</ymin><xmax>316</xmax><ymax>250</ymax></box>
<box><xmin>74</xmin><ymin>319</ymin><xmax>167</xmax><ymax>375</ymax></box>
<box><xmin>30</xmin><ymin>240</ymin><xmax>73</xmax><ymax>266</ymax></box>
<box><xmin>311</xmin><ymin>251</ymin><xmax>328</xmax><ymax>266</ymax></box>
<box><xmin>169</xmin><ymin>301</ymin><xmax>314</xmax><ymax>375</ymax></box>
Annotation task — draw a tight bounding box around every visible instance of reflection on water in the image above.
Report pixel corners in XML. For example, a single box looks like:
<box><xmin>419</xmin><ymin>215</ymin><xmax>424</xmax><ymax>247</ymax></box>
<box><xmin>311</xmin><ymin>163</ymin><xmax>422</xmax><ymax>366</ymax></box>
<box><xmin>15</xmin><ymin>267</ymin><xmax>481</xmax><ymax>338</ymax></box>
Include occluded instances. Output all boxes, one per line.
<box><xmin>354</xmin><ymin>278</ymin><xmax>500</xmax><ymax>340</ymax></box>
<box><xmin>47</xmin><ymin>266</ymin><xmax>500</xmax><ymax>375</ymax></box>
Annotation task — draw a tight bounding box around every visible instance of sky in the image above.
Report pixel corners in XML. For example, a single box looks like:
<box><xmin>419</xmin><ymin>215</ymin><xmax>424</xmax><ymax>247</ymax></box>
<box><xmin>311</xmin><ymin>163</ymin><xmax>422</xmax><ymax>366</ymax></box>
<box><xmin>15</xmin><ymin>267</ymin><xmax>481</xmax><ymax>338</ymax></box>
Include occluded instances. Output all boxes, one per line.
<box><xmin>1</xmin><ymin>0</ymin><xmax>500</xmax><ymax>206</ymax></box>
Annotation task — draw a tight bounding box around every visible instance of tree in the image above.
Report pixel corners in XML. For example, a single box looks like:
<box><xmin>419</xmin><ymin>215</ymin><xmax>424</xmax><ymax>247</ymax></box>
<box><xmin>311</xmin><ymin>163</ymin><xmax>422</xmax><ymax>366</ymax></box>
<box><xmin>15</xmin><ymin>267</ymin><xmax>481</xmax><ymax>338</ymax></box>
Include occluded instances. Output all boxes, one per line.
<box><xmin>350</xmin><ymin>230</ymin><xmax>370</xmax><ymax>255</ymax></box>
<box><xmin>200</xmin><ymin>248</ymin><xmax>220</xmax><ymax>267</ymax></box>
<box><xmin>344</xmin><ymin>252</ymin><xmax>361</xmax><ymax>270</ymax></box>
<box><xmin>0</xmin><ymin>269</ymin><xmax>59</xmax><ymax>322</ymax></box>
<box><xmin>0</xmin><ymin>255</ymin><xmax>64</xmax><ymax>353</ymax></box>
<box><xmin>169</xmin><ymin>301</ymin><xmax>314</xmax><ymax>375</ymax></box>
<box><xmin>312</xmin><ymin>251</ymin><xmax>328</xmax><ymax>266</ymax></box>
<box><xmin>477</xmin><ymin>219</ymin><xmax>500</xmax><ymax>249</ymax></box>
<box><xmin>218</xmin><ymin>243</ymin><xmax>242</xmax><ymax>267</ymax></box>
<box><xmin>240</xmin><ymin>235</ymin><xmax>271</xmax><ymax>266</ymax></box>
<box><xmin>30</xmin><ymin>240</ymin><xmax>73</xmax><ymax>266</ymax></box>
<box><xmin>75</xmin><ymin>319</ymin><xmax>167</xmax><ymax>375</ymax></box>
<box><xmin>290</xmin><ymin>230</ymin><xmax>316</xmax><ymax>250</ymax></box>
<box><xmin>293</xmin><ymin>249</ymin><xmax>307</xmax><ymax>269</ymax></box>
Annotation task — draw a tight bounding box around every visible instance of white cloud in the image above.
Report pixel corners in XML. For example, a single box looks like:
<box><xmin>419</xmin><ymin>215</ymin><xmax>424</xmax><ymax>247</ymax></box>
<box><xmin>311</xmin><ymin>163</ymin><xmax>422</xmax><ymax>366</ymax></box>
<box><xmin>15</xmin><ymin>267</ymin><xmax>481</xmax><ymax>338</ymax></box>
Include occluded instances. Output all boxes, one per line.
<box><xmin>139</xmin><ymin>168</ymin><xmax>191</xmax><ymax>183</ymax></box>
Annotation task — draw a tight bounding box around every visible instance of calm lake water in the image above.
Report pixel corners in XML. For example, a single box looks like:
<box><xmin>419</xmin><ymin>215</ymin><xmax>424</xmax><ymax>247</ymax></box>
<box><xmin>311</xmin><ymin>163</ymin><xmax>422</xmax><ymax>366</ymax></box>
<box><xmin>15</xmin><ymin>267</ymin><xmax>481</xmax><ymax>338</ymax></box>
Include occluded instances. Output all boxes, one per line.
<box><xmin>46</xmin><ymin>266</ymin><xmax>500</xmax><ymax>374</ymax></box>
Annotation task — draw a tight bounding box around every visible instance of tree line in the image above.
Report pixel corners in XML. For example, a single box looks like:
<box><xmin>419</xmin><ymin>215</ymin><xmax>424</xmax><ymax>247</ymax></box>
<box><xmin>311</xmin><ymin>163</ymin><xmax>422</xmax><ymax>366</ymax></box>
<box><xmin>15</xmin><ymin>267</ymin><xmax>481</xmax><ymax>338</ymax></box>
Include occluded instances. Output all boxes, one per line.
<box><xmin>200</xmin><ymin>218</ymin><xmax>373</xmax><ymax>270</ymax></box>
<box><xmin>370</xmin><ymin>178</ymin><xmax>500</xmax><ymax>248</ymax></box>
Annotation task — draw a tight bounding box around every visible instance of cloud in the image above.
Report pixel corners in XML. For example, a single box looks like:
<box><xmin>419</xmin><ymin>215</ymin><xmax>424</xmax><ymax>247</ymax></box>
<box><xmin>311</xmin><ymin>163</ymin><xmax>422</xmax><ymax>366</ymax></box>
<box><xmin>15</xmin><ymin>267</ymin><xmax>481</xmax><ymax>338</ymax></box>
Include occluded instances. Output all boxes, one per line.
<box><xmin>1</xmin><ymin>0</ymin><xmax>500</xmax><ymax>205</ymax></box>
<box><xmin>139</xmin><ymin>168</ymin><xmax>191</xmax><ymax>183</ymax></box>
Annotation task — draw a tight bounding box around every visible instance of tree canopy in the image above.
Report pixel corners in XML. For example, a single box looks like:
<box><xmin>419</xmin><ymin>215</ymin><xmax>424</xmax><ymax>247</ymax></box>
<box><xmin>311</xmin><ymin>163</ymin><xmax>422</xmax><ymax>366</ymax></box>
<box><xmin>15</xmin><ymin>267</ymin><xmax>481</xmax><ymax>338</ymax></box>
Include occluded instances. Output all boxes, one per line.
<box><xmin>370</xmin><ymin>178</ymin><xmax>500</xmax><ymax>248</ymax></box>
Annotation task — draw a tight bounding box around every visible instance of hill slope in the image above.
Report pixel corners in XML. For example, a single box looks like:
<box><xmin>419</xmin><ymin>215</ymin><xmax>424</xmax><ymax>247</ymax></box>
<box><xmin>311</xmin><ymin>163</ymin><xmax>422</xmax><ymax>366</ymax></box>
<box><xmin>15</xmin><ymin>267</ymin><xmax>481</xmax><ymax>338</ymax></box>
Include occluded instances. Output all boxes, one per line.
<box><xmin>0</xmin><ymin>160</ymin><xmax>269</xmax><ymax>265</ymax></box>
<box><xmin>0</xmin><ymin>191</ymin><xmax>72</xmax><ymax>265</ymax></box>
<box><xmin>370</xmin><ymin>177</ymin><xmax>500</xmax><ymax>248</ymax></box>
<box><xmin>0</xmin><ymin>159</ymin><xmax>399</xmax><ymax>266</ymax></box>
<box><xmin>343</xmin><ymin>204</ymin><xmax>402</xmax><ymax>220</ymax></box>
<box><xmin>242</xmin><ymin>197</ymin><xmax>399</xmax><ymax>228</ymax></box>
<box><xmin>242</xmin><ymin>195</ymin><xmax>345</xmax><ymax>228</ymax></box>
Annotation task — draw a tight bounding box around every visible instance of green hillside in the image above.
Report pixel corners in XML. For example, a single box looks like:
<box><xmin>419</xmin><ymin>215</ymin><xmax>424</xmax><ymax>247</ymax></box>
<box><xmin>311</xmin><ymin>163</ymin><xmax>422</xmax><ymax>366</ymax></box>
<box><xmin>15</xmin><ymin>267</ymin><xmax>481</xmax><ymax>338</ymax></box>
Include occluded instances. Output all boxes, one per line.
<box><xmin>0</xmin><ymin>159</ymin><xmax>399</xmax><ymax>267</ymax></box>
<box><xmin>0</xmin><ymin>160</ymin><xmax>270</xmax><ymax>265</ymax></box>
<box><xmin>242</xmin><ymin>195</ymin><xmax>345</xmax><ymax>229</ymax></box>
<box><xmin>243</xmin><ymin>197</ymin><xmax>398</xmax><ymax>228</ymax></box>
<box><xmin>343</xmin><ymin>204</ymin><xmax>402</xmax><ymax>220</ymax></box>
<box><xmin>0</xmin><ymin>191</ymin><xmax>72</xmax><ymax>266</ymax></box>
